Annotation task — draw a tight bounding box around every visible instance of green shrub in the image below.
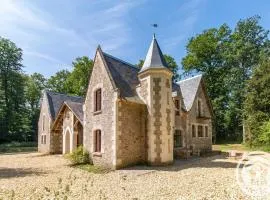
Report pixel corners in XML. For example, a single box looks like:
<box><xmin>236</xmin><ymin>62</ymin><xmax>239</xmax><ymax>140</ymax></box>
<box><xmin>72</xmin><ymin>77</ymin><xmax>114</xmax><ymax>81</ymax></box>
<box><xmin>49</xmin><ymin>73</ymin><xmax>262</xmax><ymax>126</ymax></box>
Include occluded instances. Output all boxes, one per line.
<box><xmin>67</xmin><ymin>146</ymin><xmax>90</xmax><ymax>165</ymax></box>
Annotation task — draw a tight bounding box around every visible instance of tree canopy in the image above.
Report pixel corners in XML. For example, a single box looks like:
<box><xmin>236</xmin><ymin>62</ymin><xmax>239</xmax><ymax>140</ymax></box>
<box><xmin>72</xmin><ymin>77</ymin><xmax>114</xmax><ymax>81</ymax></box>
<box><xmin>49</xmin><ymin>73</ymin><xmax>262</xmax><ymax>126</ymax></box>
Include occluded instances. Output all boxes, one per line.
<box><xmin>182</xmin><ymin>16</ymin><xmax>270</xmax><ymax>142</ymax></box>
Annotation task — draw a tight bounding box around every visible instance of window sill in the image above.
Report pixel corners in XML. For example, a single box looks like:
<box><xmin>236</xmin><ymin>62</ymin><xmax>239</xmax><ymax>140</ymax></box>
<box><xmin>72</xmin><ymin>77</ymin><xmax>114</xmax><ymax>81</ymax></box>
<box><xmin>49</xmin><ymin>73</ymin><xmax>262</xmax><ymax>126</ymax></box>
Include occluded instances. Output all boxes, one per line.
<box><xmin>92</xmin><ymin>152</ymin><xmax>102</xmax><ymax>157</ymax></box>
<box><xmin>93</xmin><ymin>110</ymin><xmax>102</xmax><ymax>115</ymax></box>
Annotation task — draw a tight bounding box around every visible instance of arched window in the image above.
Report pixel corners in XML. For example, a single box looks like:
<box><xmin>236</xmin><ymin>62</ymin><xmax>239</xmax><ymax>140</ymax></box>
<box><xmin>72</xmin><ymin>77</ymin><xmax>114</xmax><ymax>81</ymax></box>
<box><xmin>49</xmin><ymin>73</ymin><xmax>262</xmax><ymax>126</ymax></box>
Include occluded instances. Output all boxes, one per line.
<box><xmin>94</xmin><ymin>88</ymin><xmax>102</xmax><ymax>112</ymax></box>
<box><xmin>94</xmin><ymin>129</ymin><xmax>101</xmax><ymax>152</ymax></box>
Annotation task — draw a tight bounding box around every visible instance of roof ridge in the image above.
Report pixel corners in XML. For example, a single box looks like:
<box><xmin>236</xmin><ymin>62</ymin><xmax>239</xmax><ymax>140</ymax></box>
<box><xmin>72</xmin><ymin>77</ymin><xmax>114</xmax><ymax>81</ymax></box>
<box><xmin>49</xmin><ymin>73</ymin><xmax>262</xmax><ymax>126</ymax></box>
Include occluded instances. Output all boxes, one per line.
<box><xmin>103</xmin><ymin>52</ymin><xmax>139</xmax><ymax>70</ymax></box>
<box><xmin>46</xmin><ymin>90</ymin><xmax>83</xmax><ymax>99</ymax></box>
<box><xmin>177</xmin><ymin>74</ymin><xmax>202</xmax><ymax>84</ymax></box>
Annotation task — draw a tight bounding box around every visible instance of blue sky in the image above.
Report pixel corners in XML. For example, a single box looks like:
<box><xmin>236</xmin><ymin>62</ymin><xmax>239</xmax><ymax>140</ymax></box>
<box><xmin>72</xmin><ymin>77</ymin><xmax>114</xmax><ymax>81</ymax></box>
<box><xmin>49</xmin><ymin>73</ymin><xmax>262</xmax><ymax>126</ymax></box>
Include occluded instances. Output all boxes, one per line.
<box><xmin>1</xmin><ymin>0</ymin><xmax>270</xmax><ymax>78</ymax></box>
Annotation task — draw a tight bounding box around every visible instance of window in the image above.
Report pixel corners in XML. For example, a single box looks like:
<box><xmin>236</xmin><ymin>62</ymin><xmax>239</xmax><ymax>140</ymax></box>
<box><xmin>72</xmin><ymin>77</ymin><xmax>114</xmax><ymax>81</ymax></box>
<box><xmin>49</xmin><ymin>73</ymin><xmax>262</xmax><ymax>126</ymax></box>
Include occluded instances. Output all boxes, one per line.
<box><xmin>192</xmin><ymin>125</ymin><xmax>196</xmax><ymax>137</ymax></box>
<box><xmin>205</xmin><ymin>126</ymin><xmax>208</xmax><ymax>137</ymax></box>
<box><xmin>175</xmin><ymin>99</ymin><xmax>180</xmax><ymax>116</ymax></box>
<box><xmin>174</xmin><ymin>130</ymin><xmax>182</xmax><ymax>148</ymax></box>
<box><xmin>41</xmin><ymin>135</ymin><xmax>46</xmax><ymax>144</ymax></box>
<box><xmin>198</xmin><ymin>125</ymin><xmax>203</xmax><ymax>137</ymax></box>
<box><xmin>94</xmin><ymin>88</ymin><xmax>102</xmax><ymax>112</ymax></box>
<box><xmin>44</xmin><ymin>135</ymin><xmax>46</xmax><ymax>144</ymax></box>
<box><xmin>42</xmin><ymin>115</ymin><xmax>45</xmax><ymax>131</ymax></box>
<box><xmin>94</xmin><ymin>130</ymin><xmax>101</xmax><ymax>152</ymax></box>
<box><xmin>198</xmin><ymin>99</ymin><xmax>202</xmax><ymax>117</ymax></box>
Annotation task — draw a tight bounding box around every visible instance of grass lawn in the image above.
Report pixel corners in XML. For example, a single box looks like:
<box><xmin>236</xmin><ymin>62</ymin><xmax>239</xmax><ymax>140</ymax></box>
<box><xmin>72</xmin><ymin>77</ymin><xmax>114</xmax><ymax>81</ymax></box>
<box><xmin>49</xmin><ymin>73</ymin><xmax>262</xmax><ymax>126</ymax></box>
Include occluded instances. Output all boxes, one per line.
<box><xmin>0</xmin><ymin>141</ymin><xmax>37</xmax><ymax>153</ymax></box>
<box><xmin>213</xmin><ymin>143</ymin><xmax>270</xmax><ymax>152</ymax></box>
<box><xmin>75</xmin><ymin>164</ymin><xmax>110</xmax><ymax>174</ymax></box>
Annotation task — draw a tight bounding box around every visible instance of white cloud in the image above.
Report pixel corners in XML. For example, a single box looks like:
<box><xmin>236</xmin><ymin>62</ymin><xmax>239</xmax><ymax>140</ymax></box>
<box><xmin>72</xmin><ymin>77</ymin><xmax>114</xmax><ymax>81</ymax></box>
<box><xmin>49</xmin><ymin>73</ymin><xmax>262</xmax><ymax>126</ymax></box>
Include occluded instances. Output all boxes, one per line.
<box><xmin>0</xmin><ymin>0</ymin><xmax>143</xmax><ymax>76</ymax></box>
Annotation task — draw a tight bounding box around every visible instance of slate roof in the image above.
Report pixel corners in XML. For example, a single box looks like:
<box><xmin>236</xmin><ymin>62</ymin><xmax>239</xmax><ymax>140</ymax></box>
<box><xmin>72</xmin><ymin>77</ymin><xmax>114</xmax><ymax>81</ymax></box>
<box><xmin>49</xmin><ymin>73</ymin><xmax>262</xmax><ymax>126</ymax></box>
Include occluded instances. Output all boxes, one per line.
<box><xmin>65</xmin><ymin>101</ymin><xmax>84</xmax><ymax>123</ymax></box>
<box><xmin>140</xmin><ymin>35</ymin><xmax>168</xmax><ymax>73</ymax></box>
<box><xmin>45</xmin><ymin>90</ymin><xmax>84</xmax><ymax>120</ymax></box>
<box><xmin>102</xmin><ymin>52</ymin><xmax>144</xmax><ymax>103</ymax></box>
<box><xmin>177</xmin><ymin>75</ymin><xmax>202</xmax><ymax>111</ymax></box>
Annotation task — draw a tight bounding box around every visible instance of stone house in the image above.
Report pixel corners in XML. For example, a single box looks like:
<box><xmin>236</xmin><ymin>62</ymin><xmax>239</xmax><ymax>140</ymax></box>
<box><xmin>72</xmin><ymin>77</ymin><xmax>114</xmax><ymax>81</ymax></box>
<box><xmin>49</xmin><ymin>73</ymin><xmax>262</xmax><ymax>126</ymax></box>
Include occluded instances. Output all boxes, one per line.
<box><xmin>38</xmin><ymin>36</ymin><xmax>213</xmax><ymax>169</ymax></box>
<box><xmin>38</xmin><ymin>91</ymin><xmax>84</xmax><ymax>154</ymax></box>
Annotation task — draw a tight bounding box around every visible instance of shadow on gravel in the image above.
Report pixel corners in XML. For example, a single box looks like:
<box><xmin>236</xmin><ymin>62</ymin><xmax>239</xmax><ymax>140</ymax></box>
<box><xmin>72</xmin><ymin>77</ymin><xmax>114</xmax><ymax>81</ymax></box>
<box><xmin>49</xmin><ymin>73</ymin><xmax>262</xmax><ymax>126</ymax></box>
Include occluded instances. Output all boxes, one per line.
<box><xmin>121</xmin><ymin>154</ymin><xmax>240</xmax><ymax>172</ymax></box>
<box><xmin>0</xmin><ymin>167</ymin><xmax>47</xmax><ymax>179</ymax></box>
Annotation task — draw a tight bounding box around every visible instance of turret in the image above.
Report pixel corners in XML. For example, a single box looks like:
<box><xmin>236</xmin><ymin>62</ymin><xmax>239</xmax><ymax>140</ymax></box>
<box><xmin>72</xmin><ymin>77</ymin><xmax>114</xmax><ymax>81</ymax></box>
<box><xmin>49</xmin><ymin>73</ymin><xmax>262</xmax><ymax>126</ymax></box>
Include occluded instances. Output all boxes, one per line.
<box><xmin>138</xmin><ymin>35</ymin><xmax>174</xmax><ymax>165</ymax></box>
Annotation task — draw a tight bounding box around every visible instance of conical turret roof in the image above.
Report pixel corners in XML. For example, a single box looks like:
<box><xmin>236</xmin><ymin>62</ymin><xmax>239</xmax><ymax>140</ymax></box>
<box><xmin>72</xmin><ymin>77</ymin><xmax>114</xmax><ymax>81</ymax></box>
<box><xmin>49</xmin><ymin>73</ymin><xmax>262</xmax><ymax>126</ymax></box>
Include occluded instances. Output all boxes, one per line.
<box><xmin>140</xmin><ymin>35</ymin><xmax>168</xmax><ymax>73</ymax></box>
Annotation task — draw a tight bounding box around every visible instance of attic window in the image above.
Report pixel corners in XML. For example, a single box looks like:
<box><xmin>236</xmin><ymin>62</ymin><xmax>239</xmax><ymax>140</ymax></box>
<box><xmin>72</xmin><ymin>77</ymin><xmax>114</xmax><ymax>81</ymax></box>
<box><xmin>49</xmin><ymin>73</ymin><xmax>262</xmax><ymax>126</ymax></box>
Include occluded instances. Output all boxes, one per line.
<box><xmin>94</xmin><ymin>88</ymin><xmax>102</xmax><ymax>112</ymax></box>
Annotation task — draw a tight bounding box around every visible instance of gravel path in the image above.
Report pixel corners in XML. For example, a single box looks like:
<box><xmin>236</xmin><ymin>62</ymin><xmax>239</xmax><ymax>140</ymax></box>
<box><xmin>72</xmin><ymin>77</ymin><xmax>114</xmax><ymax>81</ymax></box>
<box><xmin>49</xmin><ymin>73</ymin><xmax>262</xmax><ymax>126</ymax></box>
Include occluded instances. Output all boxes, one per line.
<box><xmin>0</xmin><ymin>152</ymin><xmax>268</xmax><ymax>200</ymax></box>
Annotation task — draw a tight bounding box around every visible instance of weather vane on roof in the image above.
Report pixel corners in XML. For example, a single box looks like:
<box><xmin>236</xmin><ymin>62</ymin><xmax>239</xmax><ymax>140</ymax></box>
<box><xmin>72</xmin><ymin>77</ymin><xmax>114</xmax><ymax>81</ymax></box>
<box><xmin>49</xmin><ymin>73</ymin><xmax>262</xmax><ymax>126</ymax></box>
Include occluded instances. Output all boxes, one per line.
<box><xmin>151</xmin><ymin>24</ymin><xmax>158</xmax><ymax>38</ymax></box>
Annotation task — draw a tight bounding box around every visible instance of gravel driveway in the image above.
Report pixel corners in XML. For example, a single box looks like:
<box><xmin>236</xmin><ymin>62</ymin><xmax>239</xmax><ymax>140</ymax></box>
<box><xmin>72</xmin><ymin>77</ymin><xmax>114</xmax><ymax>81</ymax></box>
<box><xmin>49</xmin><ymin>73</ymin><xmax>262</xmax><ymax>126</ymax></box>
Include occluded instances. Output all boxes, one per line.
<box><xmin>0</xmin><ymin>152</ymin><xmax>267</xmax><ymax>200</ymax></box>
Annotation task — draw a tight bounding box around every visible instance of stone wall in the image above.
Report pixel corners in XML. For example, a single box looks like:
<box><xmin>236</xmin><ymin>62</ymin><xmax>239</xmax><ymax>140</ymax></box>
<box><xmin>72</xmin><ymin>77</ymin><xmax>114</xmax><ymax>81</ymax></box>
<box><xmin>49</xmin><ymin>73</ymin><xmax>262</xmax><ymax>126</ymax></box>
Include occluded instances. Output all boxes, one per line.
<box><xmin>116</xmin><ymin>100</ymin><xmax>147</xmax><ymax>168</ymax></box>
<box><xmin>84</xmin><ymin>51</ymin><xmax>117</xmax><ymax>169</ymax></box>
<box><xmin>38</xmin><ymin>93</ymin><xmax>52</xmax><ymax>154</ymax></box>
<box><xmin>186</xmin><ymin>84</ymin><xmax>212</xmax><ymax>152</ymax></box>
<box><xmin>138</xmin><ymin>70</ymin><xmax>174</xmax><ymax>165</ymax></box>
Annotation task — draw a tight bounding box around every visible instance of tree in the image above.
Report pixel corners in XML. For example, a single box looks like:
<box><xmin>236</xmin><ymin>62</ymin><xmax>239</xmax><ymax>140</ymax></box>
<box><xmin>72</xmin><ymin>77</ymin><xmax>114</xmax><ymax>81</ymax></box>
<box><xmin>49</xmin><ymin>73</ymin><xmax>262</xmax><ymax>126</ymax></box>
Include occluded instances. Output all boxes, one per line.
<box><xmin>0</xmin><ymin>37</ymin><xmax>30</xmax><ymax>141</ymax></box>
<box><xmin>244</xmin><ymin>57</ymin><xmax>270</xmax><ymax>146</ymax></box>
<box><xmin>25</xmin><ymin>73</ymin><xmax>47</xmax><ymax>141</ymax></box>
<box><xmin>136</xmin><ymin>54</ymin><xmax>180</xmax><ymax>81</ymax></box>
<box><xmin>182</xmin><ymin>16</ymin><xmax>270</xmax><ymax>142</ymax></box>
<box><xmin>47</xmin><ymin>70</ymin><xmax>71</xmax><ymax>94</ymax></box>
<box><xmin>66</xmin><ymin>56</ymin><xmax>93</xmax><ymax>96</ymax></box>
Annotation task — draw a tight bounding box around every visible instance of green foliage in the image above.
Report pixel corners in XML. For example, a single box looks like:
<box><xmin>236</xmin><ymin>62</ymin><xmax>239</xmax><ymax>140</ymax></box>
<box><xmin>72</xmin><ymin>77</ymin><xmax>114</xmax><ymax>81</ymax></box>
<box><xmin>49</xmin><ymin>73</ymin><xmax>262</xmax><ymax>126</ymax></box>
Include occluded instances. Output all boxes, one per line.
<box><xmin>66</xmin><ymin>146</ymin><xmax>90</xmax><ymax>165</ymax></box>
<box><xmin>182</xmin><ymin>16</ymin><xmax>270</xmax><ymax>142</ymax></box>
<box><xmin>136</xmin><ymin>54</ymin><xmax>180</xmax><ymax>81</ymax></box>
<box><xmin>0</xmin><ymin>37</ymin><xmax>32</xmax><ymax>142</ymax></box>
<box><xmin>0</xmin><ymin>141</ymin><xmax>37</xmax><ymax>153</ymax></box>
<box><xmin>244</xmin><ymin>58</ymin><xmax>270</xmax><ymax>146</ymax></box>
<box><xmin>47</xmin><ymin>70</ymin><xmax>71</xmax><ymax>94</ymax></box>
<box><xmin>66</xmin><ymin>56</ymin><xmax>93</xmax><ymax>96</ymax></box>
<box><xmin>47</xmin><ymin>56</ymin><xmax>93</xmax><ymax>97</ymax></box>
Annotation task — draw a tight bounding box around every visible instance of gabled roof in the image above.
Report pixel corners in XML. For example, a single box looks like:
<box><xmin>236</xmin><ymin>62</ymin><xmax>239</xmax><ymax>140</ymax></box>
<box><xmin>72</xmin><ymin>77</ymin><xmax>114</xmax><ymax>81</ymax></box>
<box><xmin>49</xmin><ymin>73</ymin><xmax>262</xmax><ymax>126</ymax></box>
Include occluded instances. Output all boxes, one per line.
<box><xmin>177</xmin><ymin>75</ymin><xmax>202</xmax><ymax>111</ymax></box>
<box><xmin>98</xmin><ymin>50</ymin><xmax>144</xmax><ymax>104</ymax></box>
<box><xmin>65</xmin><ymin>101</ymin><xmax>84</xmax><ymax>123</ymax></box>
<box><xmin>45</xmin><ymin>90</ymin><xmax>84</xmax><ymax>120</ymax></box>
<box><xmin>139</xmin><ymin>35</ymin><xmax>168</xmax><ymax>73</ymax></box>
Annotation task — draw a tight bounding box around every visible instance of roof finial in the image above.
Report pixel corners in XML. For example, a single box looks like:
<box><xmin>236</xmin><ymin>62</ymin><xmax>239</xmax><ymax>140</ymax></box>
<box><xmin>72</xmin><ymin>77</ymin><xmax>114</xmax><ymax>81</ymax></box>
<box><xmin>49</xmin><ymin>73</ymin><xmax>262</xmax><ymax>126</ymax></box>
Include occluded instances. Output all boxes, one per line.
<box><xmin>151</xmin><ymin>24</ymin><xmax>158</xmax><ymax>40</ymax></box>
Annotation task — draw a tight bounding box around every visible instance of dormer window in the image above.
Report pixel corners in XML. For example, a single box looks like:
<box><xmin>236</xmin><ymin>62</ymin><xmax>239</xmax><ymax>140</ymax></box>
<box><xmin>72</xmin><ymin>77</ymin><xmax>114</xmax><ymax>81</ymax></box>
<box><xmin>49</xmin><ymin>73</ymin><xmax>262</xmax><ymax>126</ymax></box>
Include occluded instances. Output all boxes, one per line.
<box><xmin>94</xmin><ymin>88</ymin><xmax>102</xmax><ymax>112</ymax></box>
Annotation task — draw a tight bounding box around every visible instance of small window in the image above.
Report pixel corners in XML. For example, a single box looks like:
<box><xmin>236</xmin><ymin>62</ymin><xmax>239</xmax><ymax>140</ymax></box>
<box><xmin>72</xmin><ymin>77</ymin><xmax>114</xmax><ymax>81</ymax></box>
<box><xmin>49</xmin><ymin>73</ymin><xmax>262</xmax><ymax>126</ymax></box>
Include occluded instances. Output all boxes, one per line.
<box><xmin>42</xmin><ymin>115</ymin><xmax>45</xmax><ymax>131</ymax></box>
<box><xmin>174</xmin><ymin>130</ymin><xmax>182</xmax><ymax>148</ymax></box>
<box><xmin>175</xmin><ymin>99</ymin><xmax>180</xmax><ymax>116</ymax></box>
<box><xmin>198</xmin><ymin>125</ymin><xmax>203</xmax><ymax>137</ymax></box>
<box><xmin>41</xmin><ymin>135</ymin><xmax>43</xmax><ymax>144</ymax></box>
<box><xmin>44</xmin><ymin>135</ymin><xmax>46</xmax><ymax>144</ymax></box>
<box><xmin>192</xmin><ymin>125</ymin><xmax>196</xmax><ymax>137</ymax></box>
<box><xmin>198</xmin><ymin>100</ymin><xmax>202</xmax><ymax>117</ymax></box>
<box><xmin>94</xmin><ymin>88</ymin><xmax>102</xmax><ymax>112</ymax></box>
<box><xmin>205</xmin><ymin>126</ymin><xmax>208</xmax><ymax>137</ymax></box>
<box><xmin>94</xmin><ymin>130</ymin><xmax>101</xmax><ymax>152</ymax></box>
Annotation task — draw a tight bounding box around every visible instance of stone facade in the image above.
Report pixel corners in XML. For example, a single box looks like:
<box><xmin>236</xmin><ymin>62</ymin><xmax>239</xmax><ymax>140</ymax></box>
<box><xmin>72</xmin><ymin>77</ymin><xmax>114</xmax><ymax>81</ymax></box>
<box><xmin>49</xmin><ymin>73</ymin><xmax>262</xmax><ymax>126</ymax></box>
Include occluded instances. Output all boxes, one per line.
<box><xmin>38</xmin><ymin>94</ymin><xmax>52</xmax><ymax>154</ymax></box>
<box><xmin>84</xmin><ymin>50</ymin><xmax>118</xmax><ymax>169</ymax></box>
<box><xmin>116</xmin><ymin>100</ymin><xmax>147</xmax><ymax>168</ymax></box>
<box><xmin>137</xmin><ymin>70</ymin><xmax>174</xmax><ymax>165</ymax></box>
<box><xmin>38</xmin><ymin>37</ymin><xmax>213</xmax><ymax>170</ymax></box>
